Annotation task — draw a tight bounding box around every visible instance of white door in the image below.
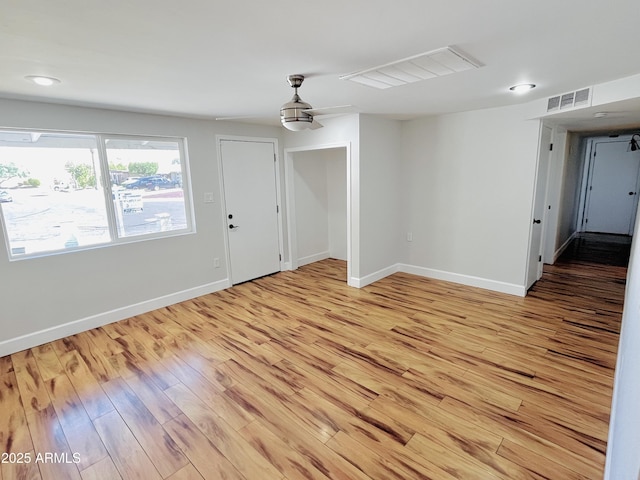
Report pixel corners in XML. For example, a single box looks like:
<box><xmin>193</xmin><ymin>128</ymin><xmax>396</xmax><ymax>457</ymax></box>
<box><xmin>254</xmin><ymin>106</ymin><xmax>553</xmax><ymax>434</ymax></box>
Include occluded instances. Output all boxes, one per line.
<box><xmin>585</xmin><ymin>141</ymin><xmax>640</xmax><ymax>235</ymax></box>
<box><xmin>526</xmin><ymin>126</ymin><xmax>552</xmax><ymax>290</ymax></box>
<box><xmin>220</xmin><ymin>140</ymin><xmax>281</xmax><ymax>284</ymax></box>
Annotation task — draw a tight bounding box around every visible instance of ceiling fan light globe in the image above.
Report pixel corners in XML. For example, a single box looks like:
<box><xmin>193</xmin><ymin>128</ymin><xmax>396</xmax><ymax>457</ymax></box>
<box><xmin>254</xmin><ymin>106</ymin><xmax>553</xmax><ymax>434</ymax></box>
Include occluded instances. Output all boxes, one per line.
<box><xmin>282</xmin><ymin>120</ymin><xmax>313</xmax><ymax>131</ymax></box>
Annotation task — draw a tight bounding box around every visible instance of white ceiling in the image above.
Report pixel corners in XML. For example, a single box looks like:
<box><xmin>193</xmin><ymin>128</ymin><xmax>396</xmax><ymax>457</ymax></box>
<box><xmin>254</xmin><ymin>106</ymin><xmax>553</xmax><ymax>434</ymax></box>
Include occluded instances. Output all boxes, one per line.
<box><xmin>2</xmin><ymin>0</ymin><xmax>640</xmax><ymax>129</ymax></box>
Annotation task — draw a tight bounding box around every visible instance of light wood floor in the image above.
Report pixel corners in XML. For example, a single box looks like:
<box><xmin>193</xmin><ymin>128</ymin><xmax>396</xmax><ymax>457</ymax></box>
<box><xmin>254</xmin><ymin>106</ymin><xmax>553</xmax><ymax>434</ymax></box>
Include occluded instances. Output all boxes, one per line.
<box><xmin>0</xmin><ymin>254</ymin><xmax>624</xmax><ymax>479</ymax></box>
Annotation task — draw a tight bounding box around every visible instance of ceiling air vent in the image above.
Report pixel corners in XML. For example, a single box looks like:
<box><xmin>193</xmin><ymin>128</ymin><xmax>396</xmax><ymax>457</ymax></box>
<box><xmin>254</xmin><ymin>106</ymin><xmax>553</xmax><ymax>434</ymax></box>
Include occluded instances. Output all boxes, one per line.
<box><xmin>340</xmin><ymin>46</ymin><xmax>482</xmax><ymax>89</ymax></box>
<box><xmin>546</xmin><ymin>87</ymin><xmax>592</xmax><ymax>112</ymax></box>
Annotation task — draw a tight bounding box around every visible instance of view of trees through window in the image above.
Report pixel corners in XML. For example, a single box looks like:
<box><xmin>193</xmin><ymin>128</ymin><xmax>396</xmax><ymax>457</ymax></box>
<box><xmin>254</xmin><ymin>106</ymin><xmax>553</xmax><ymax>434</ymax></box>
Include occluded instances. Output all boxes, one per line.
<box><xmin>0</xmin><ymin>130</ymin><xmax>191</xmax><ymax>258</ymax></box>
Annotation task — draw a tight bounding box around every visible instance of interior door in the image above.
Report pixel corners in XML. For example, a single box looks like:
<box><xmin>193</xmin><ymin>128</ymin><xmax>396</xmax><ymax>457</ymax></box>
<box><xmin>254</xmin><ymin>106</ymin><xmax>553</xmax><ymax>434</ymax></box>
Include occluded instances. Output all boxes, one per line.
<box><xmin>585</xmin><ymin>141</ymin><xmax>640</xmax><ymax>235</ymax></box>
<box><xmin>220</xmin><ymin>140</ymin><xmax>281</xmax><ymax>284</ymax></box>
<box><xmin>526</xmin><ymin>126</ymin><xmax>552</xmax><ymax>290</ymax></box>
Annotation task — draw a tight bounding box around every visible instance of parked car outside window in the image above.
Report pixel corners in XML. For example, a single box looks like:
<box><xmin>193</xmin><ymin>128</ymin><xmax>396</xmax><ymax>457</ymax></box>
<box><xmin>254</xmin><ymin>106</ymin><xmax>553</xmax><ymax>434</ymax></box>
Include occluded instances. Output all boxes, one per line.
<box><xmin>0</xmin><ymin>190</ymin><xmax>12</xmax><ymax>203</ymax></box>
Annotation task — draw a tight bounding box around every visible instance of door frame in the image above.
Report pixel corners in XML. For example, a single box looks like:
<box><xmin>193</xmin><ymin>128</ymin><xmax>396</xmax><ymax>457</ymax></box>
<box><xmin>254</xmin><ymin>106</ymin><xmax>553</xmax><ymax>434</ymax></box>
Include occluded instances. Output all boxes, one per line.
<box><xmin>525</xmin><ymin>124</ymin><xmax>553</xmax><ymax>290</ymax></box>
<box><xmin>284</xmin><ymin>142</ymin><xmax>353</xmax><ymax>285</ymax></box>
<box><xmin>216</xmin><ymin>135</ymin><xmax>285</xmax><ymax>282</ymax></box>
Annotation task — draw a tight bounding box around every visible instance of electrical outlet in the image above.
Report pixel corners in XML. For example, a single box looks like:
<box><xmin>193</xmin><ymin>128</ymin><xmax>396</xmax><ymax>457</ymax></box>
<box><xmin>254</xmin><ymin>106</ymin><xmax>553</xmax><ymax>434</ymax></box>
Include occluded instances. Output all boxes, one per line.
<box><xmin>213</xmin><ymin>257</ymin><xmax>220</xmax><ymax>268</ymax></box>
<box><xmin>407</xmin><ymin>232</ymin><xmax>413</xmax><ymax>242</ymax></box>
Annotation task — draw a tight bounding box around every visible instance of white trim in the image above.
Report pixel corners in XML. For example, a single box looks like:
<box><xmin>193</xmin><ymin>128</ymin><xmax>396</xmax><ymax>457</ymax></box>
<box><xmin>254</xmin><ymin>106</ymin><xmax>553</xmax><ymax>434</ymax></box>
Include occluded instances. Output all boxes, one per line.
<box><xmin>398</xmin><ymin>264</ymin><xmax>526</xmax><ymax>296</ymax></box>
<box><xmin>553</xmin><ymin>231</ymin><xmax>577</xmax><ymax>263</ymax></box>
<box><xmin>298</xmin><ymin>251</ymin><xmax>330</xmax><ymax>267</ymax></box>
<box><xmin>0</xmin><ymin>279</ymin><xmax>230</xmax><ymax>358</ymax></box>
<box><xmin>349</xmin><ymin>262</ymin><xmax>526</xmax><ymax>296</ymax></box>
<box><xmin>350</xmin><ymin>264</ymin><xmax>399</xmax><ymax>288</ymax></box>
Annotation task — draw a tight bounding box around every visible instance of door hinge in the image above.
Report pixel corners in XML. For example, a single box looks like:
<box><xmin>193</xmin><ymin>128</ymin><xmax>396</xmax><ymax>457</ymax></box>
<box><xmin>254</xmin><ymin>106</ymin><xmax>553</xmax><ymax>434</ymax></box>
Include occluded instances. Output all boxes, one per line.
<box><xmin>585</xmin><ymin>218</ymin><xmax>588</xmax><ymax>223</ymax></box>
<box><xmin>538</xmin><ymin>255</ymin><xmax>542</xmax><ymax>262</ymax></box>
<box><xmin>276</xmin><ymin>205</ymin><xmax>279</xmax><ymax>213</ymax></box>
<box><xmin>274</xmin><ymin>154</ymin><xmax>277</xmax><ymax>162</ymax></box>
<box><xmin>279</xmin><ymin>254</ymin><xmax>282</xmax><ymax>261</ymax></box>
<box><xmin>549</xmin><ymin>143</ymin><xmax>553</xmax><ymax>151</ymax></box>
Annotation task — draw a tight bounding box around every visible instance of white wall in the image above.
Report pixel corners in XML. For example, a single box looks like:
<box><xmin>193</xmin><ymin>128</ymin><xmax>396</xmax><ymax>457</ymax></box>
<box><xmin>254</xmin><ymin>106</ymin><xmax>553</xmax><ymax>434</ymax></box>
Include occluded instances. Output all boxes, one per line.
<box><xmin>292</xmin><ymin>150</ymin><xmax>330</xmax><ymax>264</ymax></box>
<box><xmin>0</xmin><ymin>98</ymin><xmax>282</xmax><ymax>355</ymax></box>
<box><xmin>605</xmin><ymin>209</ymin><xmax>640</xmax><ymax>480</ymax></box>
<box><xmin>356</xmin><ymin>115</ymin><xmax>403</xmax><ymax>284</ymax></box>
<box><xmin>542</xmin><ymin>128</ymin><xmax>568</xmax><ymax>263</ymax></box>
<box><xmin>553</xmin><ymin>132</ymin><xmax>586</xmax><ymax>257</ymax></box>
<box><xmin>326</xmin><ymin>149</ymin><xmax>347</xmax><ymax>260</ymax></box>
<box><xmin>400</xmin><ymin>103</ymin><xmax>541</xmax><ymax>293</ymax></box>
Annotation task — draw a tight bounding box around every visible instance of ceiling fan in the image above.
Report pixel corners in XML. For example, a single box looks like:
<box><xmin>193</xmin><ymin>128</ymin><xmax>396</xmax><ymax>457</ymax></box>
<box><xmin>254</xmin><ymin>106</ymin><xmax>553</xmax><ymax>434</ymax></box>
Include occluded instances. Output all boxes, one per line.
<box><xmin>217</xmin><ymin>74</ymin><xmax>354</xmax><ymax>131</ymax></box>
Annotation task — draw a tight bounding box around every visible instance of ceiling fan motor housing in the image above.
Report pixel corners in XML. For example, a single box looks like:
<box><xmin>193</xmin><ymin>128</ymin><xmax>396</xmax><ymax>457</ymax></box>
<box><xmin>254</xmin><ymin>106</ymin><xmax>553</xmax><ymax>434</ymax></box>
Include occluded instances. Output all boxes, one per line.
<box><xmin>281</xmin><ymin>94</ymin><xmax>313</xmax><ymax>125</ymax></box>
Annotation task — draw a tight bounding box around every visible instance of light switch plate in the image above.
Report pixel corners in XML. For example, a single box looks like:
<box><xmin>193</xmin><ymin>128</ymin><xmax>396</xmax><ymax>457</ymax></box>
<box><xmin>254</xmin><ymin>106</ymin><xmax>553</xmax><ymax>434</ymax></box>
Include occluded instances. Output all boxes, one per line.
<box><xmin>204</xmin><ymin>192</ymin><xmax>214</xmax><ymax>203</ymax></box>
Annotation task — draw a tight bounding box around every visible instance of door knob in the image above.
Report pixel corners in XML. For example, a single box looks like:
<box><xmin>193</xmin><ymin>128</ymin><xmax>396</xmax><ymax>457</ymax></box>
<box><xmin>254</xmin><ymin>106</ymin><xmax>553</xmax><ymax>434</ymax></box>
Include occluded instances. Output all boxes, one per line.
<box><xmin>533</xmin><ymin>219</ymin><xmax>541</xmax><ymax>224</ymax></box>
<box><xmin>629</xmin><ymin>192</ymin><xmax>636</xmax><ymax>196</ymax></box>
<box><xmin>229</xmin><ymin>224</ymin><xmax>239</xmax><ymax>229</ymax></box>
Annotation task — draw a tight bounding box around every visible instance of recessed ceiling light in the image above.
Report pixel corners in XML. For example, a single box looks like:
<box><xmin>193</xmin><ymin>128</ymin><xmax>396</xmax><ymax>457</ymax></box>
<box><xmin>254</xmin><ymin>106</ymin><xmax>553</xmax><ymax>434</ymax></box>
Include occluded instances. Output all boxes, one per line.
<box><xmin>25</xmin><ymin>75</ymin><xmax>61</xmax><ymax>86</ymax></box>
<box><xmin>509</xmin><ymin>83</ymin><xmax>536</xmax><ymax>93</ymax></box>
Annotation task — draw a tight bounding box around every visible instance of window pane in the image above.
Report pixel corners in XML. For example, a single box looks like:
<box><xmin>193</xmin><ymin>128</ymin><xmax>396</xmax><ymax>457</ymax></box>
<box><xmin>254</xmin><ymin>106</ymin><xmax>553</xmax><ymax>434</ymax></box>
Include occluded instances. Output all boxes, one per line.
<box><xmin>106</xmin><ymin>138</ymin><xmax>188</xmax><ymax>238</ymax></box>
<box><xmin>0</xmin><ymin>131</ymin><xmax>110</xmax><ymax>257</ymax></box>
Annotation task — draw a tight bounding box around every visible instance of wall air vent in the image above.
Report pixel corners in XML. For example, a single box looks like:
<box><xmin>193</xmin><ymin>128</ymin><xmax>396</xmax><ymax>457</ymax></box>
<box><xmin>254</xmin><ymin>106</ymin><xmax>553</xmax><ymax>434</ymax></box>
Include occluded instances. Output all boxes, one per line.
<box><xmin>340</xmin><ymin>46</ymin><xmax>482</xmax><ymax>89</ymax></box>
<box><xmin>574</xmin><ymin>88</ymin><xmax>590</xmax><ymax>107</ymax></box>
<box><xmin>560</xmin><ymin>93</ymin><xmax>575</xmax><ymax>109</ymax></box>
<box><xmin>547</xmin><ymin>87</ymin><xmax>592</xmax><ymax>112</ymax></box>
<box><xmin>547</xmin><ymin>96</ymin><xmax>561</xmax><ymax>111</ymax></box>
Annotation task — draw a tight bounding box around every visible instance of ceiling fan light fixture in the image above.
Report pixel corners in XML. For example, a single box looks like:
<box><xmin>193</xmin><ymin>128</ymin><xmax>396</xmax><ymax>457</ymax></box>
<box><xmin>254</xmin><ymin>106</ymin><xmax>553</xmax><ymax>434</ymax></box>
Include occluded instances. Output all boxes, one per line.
<box><xmin>280</xmin><ymin>75</ymin><xmax>314</xmax><ymax>131</ymax></box>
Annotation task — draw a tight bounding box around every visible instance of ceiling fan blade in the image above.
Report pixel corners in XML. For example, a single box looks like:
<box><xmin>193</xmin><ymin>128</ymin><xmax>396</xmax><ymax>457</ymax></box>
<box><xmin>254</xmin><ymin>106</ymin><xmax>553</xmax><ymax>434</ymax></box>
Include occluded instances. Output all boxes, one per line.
<box><xmin>303</xmin><ymin>105</ymin><xmax>356</xmax><ymax>116</ymax></box>
<box><xmin>310</xmin><ymin>119</ymin><xmax>324</xmax><ymax>130</ymax></box>
<box><xmin>215</xmin><ymin>115</ymin><xmax>265</xmax><ymax>121</ymax></box>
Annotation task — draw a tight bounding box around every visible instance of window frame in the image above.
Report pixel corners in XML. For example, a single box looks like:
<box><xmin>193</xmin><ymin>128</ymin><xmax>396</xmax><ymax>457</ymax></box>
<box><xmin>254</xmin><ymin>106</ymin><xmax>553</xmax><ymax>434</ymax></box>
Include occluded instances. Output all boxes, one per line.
<box><xmin>0</xmin><ymin>128</ymin><xmax>195</xmax><ymax>261</ymax></box>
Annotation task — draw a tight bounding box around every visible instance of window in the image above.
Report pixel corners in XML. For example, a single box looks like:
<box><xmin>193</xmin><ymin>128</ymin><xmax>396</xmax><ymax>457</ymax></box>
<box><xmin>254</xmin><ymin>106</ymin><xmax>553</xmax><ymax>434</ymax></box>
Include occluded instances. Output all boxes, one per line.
<box><xmin>0</xmin><ymin>130</ymin><xmax>192</xmax><ymax>259</ymax></box>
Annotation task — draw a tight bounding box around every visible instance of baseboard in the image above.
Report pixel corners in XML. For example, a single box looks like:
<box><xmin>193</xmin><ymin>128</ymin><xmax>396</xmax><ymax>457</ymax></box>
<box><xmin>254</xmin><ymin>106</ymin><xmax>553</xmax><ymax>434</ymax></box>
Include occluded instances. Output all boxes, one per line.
<box><xmin>553</xmin><ymin>231</ymin><xmax>578</xmax><ymax>263</ymax></box>
<box><xmin>0</xmin><ymin>278</ymin><xmax>231</xmax><ymax>357</ymax></box>
<box><xmin>398</xmin><ymin>264</ymin><xmax>526</xmax><ymax>297</ymax></box>
<box><xmin>350</xmin><ymin>264</ymin><xmax>400</xmax><ymax>288</ymax></box>
<box><xmin>298</xmin><ymin>251</ymin><xmax>330</xmax><ymax>267</ymax></box>
<box><xmin>349</xmin><ymin>262</ymin><xmax>525</xmax><ymax>296</ymax></box>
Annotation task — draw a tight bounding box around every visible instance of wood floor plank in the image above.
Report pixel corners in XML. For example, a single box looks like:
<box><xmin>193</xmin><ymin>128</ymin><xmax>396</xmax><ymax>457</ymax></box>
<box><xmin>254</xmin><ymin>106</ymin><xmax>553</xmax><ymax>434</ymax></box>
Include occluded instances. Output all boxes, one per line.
<box><xmin>11</xmin><ymin>350</ymin><xmax>51</xmax><ymax>413</ymax></box>
<box><xmin>164</xmin><ymin>383</ymin><xmax>282</xmax><ymax>480</ymax></box>
<box><xmin>0</xmin><ymin>450</ymin><xmax>42</xmax><ymax>480</ymax></box>
<box><xmin>44</xmin><ymin>374</ymin><xmax>108</xmax><ymax>470</ymax></box>
<box><xmin>101</xmin><ymin>377</ymin><xmax>188</xmax><ymax>478</ymax></box>
<box><xmin>79</xmin><ymin>457</ymin><xmax>122</xmax><ymax>480</ymax></box>
<box><xmin>0</xmin><ymin>372</ymin><xmax>34</xmax><ymax>454</ymax></box>
<box><xmin>165</xmin><ymin>464</ymin><xmax>205</xmax><ymax>480</ymax></box>
<box><xmin>57</xmin><ymin>350</ymin><xmax>114</xmax><ymax>420</ymax></box>
<box><xmin>163</xmin><ymin>414</ymin><xmax>245</xmax><ymax>480</ymax></box>
<box><xmin>25</xmin><ymin>405</ymin><xmax>82</xmax><ymax>480</ymax></box>
<box><xmin>120</xmin><ymin>366</ymin><xmax>182</xmax><ymax>425</ymax></box>
<box><xmin>31</xmin><ymin>344</ymin><xmax>64</xmax><ymax>381</ymax></box>
<box><xmin>497</xmin><ymin>438</ymin><xmax>592</xmax><ymax>480</ymax></box>
<box><xmin>93</xmin><ymin>410</ymin><xmax>162</xmax><ymax>480</ymax></box>
<box><xmin>238</xmin><ymin>419</ymin><xmax>332</xmax><ymax>480</ymax></box>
